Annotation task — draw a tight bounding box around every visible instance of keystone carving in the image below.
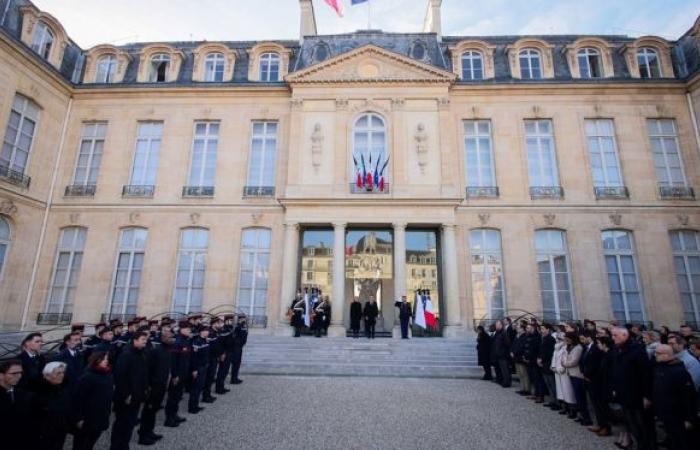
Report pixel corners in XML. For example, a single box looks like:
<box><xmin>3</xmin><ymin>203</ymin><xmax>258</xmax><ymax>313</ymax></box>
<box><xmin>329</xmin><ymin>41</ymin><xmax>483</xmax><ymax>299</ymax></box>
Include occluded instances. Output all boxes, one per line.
<box><xmin>543</xmin><ymin>213</ymin><xmax>556</xmax><ymax>226</ymax></box>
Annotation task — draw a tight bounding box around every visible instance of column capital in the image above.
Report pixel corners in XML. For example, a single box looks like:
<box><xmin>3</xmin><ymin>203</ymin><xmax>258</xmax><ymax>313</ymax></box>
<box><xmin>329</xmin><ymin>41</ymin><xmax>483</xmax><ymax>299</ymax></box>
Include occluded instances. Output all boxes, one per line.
<box><xmin>332</xmin><ymin>222</ymin><xmax>347</xmax><ymax>229</ymax></box>
<box><xmin>441</xmin><ymin>223</ymin><xmax>457</xmax><ymax>230</ymax></box>
<box><xmin>393</xmin><ymin>222</ymin><xmax>407</xmax><ymax>230</ymax></box>
<box><xmin>284</xmin><ymin>221</ymin><xmax>299</xmax><ymax>229</ymax></box>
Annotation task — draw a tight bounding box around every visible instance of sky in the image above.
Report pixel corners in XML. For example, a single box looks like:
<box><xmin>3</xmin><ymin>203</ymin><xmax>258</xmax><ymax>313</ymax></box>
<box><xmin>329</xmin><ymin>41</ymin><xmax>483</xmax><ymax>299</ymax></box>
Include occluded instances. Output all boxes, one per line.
<box><xmin>29</xmin><ymin>0</ymin><xmax>700</xmax><ymax>48</ymax></box>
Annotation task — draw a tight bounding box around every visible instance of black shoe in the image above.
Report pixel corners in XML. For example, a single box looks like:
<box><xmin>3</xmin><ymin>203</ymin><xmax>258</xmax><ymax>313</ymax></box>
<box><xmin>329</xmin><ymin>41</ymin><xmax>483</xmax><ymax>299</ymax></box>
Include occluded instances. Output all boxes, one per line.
<box><xmin>231</xmin><ymin>379</ymin><xmax>243</xmax><ymax>385</ymax></box>
<box><xmin>164</xmin><ymin>419</ymin><xmax>180</xmax><ymax>428</ymax></box>
<box><xmin>188</xmin><ymin>407</ymin><xmax>204</xmax><ymax>414</ymax></box>
<box><xmin>176</xmin><ymin>416</ymin><xmax>187</xmax><ymax>423</ymax></box>
<box><xmin>138</xmin><ymin>436</ymin><xmax>158</xmax><ymax>446</ymax></box>
<box><xmin>148</xmin><ymin>432</ymin><xmax>163</xmax><ymax>441</ymax></box>
<box><xmin>215</xmin><ymin>388</ymin><xmax>230</xmax><ymax>394</ymax></box>
<box><xmin>202</xmin><ymin>396</ymin><xmax>217</xmax><ymax>403</ymax></box>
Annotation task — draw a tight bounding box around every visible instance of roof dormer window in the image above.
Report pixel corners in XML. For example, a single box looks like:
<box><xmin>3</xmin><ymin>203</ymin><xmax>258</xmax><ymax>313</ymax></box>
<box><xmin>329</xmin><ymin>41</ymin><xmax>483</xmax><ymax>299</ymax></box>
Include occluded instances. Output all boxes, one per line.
<box><xmin>149</xmin><ymin>53</ymin><xmax>170</xmax><ymax>82</ymax></box>
<box><xmin>637</xmin><ymin>47</ymin><xmax>661</xmax><ymax>79</ymax></box>
<box><xmin>204</xmin><ymin>53</ymin><xmax>225</xmax><ymax>82</ymax></box>
<box><xmin>31</xmin><ymin>21</ymin><xmax>54</xmax><ymax>60</ymax></box>
<box><xmin>96</xmin><ymin>55</ymin><xmax>117</xmax><ymax>83</ymax></box>
<box><xmin>259</xmin><ymin>52</ymin><xmax>280</xmax><ymax>82</ymax></box>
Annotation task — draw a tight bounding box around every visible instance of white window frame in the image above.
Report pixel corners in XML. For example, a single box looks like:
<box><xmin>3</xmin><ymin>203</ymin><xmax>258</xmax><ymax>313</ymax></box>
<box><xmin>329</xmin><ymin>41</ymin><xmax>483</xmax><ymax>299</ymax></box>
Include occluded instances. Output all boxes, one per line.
<box><xmin>637</xmin><ymin>47</ymin><xmax>661</xmax><ymax>79</ymax></box>
<box><xmin>351</xmin><ymin>113</ymin><xmax>387</xmax><ymax>182</ymax></box>
<box><xmin>577</xmin><ymin>47</ymin><xmax>602</xmax><ymax>79</ymax></box>
<box><xmin>107</xmin><ymin>228</ymin><xmax>147</xmax><ymax>316</ymax></box>
<box><xmin>96</xmin><ymin>55</ymin><xmax>118</xmax><ymax>83</ymax></box>
<box><xmin>535</xmin><ymin>229</ymin><xmax>575</xmax><ymax>321</ymax></box>
<box><xmin>647</xmin><ymin>119</ymin><xmax>687</xmax><ymax>187</ymax></box>
<box><xmin>31</xmin><ymin>21</ymin><xmax>54</xmax><ymax>59</ymax></box>
<box><xmin>246</xmin><ymin>121</ymin><xmax>278</xmax><ymax>188</ymax></box>
<box><xmin>469</xmin><ymin>229</ymin><xmax>506</xmax><ymax>319</ymax></box>
<box><xmin>0</xmin><ymin>217</ymin><xmax>10</xmax><ymax>279</ymax></box>
<box><xmin>584</xmin><ymin>119</ymin><xmax>623</xmax><ymax>187</ymax></box>
<box><xmin>670</xmin><ymin>230</ymin><xmax>700</xmax><ymax>326</ymax></box>
<box><xmin>464</xmin><ymin>120</ymin><xmax>495</xmax><ymax>187</ymax></box>
<box><xmin>172</xmin><ymin>228</ymin><xmax>209</xmax><ymax>314</ymax></box>
<box><xmin>45</xmin><ymin>227</ymin><xmax>86</xmax><ymax>315</ymax></box>
<box><xmin>149</xmin><ymin>53</ymin><xmax>171</xmax><ymax>82</ymax></box>
<box><xmin>187</xmin><ymin>121</ymin><xmax>219</xmax><ymax>187</ymax></box>
<box><xmin>204</xmin><ymin>52</ymin><xmax>225</xmax><ymax>82</ymax></box>
<box><xmin>129</xmin><ymin>121</ymin><xmax>163</xmax><ymax>187</ymax></box>
<box><xmin>236</xmin><ymin>228</ymin><xmax>271</xmax><ymax>320</ymax></box>
<box><xmin>524</xmin><ymin>119</ymin><xmax>559</xmax><ymax>187</ymax></box>
<box><xmin>461</xmin><ymin>50</ymin><xmax>484</xmax><ymax>80</ymax></box>
<box><xmin>2</xmin><ymin>93</ymin><xmax>40</xmax><ymax>174</ymax></box>
<box><xmin>259</xmin><ymin>52</ymin><xmax>280</xmax><ymax>82</ymax></box>
<box><xmin>602</xmin><ymin>230</ymin><xmax>645</xmax><ymax>322</ymax></box>
<box><xmin>72</xmin><ymin>122</ymin><xmax>107</xmax><ymax>186</ymax></box>
<box><xmin>519</xmin><ymin>49</ymin><xmax>542</xmax><ymax>79</ymax></box>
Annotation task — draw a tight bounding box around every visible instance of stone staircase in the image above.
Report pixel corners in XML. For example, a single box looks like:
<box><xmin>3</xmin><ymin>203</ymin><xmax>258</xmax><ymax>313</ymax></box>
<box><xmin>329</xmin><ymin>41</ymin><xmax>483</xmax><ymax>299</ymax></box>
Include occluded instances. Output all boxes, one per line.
<box><xmin>240</xmin><ymin>335</ymin><xmax>481</xmax><ymax>379</ymax></box>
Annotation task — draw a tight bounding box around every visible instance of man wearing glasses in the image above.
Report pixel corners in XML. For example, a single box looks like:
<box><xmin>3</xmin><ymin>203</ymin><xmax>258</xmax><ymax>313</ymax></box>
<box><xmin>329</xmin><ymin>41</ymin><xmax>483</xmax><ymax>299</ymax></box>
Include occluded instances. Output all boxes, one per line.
<box><xmin>0</xmin><ymin>359</ymin><xmax>38</xmax><ymax>446</ymax></box>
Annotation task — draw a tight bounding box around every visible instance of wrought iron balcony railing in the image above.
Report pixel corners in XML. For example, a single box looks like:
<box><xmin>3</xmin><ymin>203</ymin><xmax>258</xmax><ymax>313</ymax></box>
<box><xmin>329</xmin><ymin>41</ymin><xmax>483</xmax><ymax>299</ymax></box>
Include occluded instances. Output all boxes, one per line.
<box><xmin>594</xmin><ymin>186</ymin><xmax>629</xmax><ymax>200</ymax></box>
<box><xmin>243</xmin><ymin>186</ymin><xmax>275</xmax><ymax>197</ymax></box>
<box><xmin>36</xmin><ymin>313</ymin><xmax>72</xmax><ymax>325</ymax></box>
<box><xmin>64</xmin><ymin>184</ymin><xmax>96</xmax><ymax>197</ymax></box>
<box><xmin>182</xmin><ymin>186</ymin><xmax>214</xmax><ymax>197</ymax></box>
<box><xmin>122</xmin><ymin>185</ymin><xmax>155</xmax><ymax>197</ymax></box>
<box><xmin>100</xmin><ymin>313</ymin><xmax>137</xmax><ymax>324</ymax></box>
<box><xmin>658</xmin><ymin>185</ymin><xmax>695</xmax><ymax>200</ymax></box>
<box><xmin>0</xmin><ymin>164</ymin><xmax>31</xmax><ymax>188</ymax></box>
<box><xmin>349</xmin><ymin>183</ymin><xmax>390</xmax><ymax>194</ymax></box>
<box><xmin>529</xmin><ymin>186</ymin><xmax>564</xmax><ymax>199</ymax></box>
<box><xmin>466</xmin><ymin>186</ymin><xmax>499</xmax><ymax>199</ymax></box>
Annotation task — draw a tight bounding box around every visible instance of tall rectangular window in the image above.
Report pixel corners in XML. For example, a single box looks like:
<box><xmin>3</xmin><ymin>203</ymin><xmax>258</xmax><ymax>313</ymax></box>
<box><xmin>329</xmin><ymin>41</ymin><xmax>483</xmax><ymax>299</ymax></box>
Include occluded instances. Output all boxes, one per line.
<box><xmin>524</xmin><ymin>119</ymin><xmax>559</xmax><ymax>188</ymax></box>
<box><xmin>671</xmin><ymin>230</ymin><xmax>700</xmax><ymax>327</ymax></box>
<box><xmin>602</xmin><ymin>230</ymin><xmax>644</xmax><ymax>321</ymax></box>
<box><xmin>585</xmin><ymin>119</ymin><xmax>623</xmax><ymax>187</ymax></box>
<box><xmin>108</xmin><ymin>228</ymin><xmax>147</xmax><ymax>317</ymax></box>
<box><xmin>469</xmin><ymin>229</ymin><xmax>505</xmax><ymax>319</ymax></box>
<box><xmin>173</xmin><ymin>228</ymin><xmax>208</xmax><ymax>314</ymax></box>
<box><xmin>535</xmin><ymin>230</ymin><xmax>575</xmax><ymax>321</ymax></box>
<box><xmin>2</xmin><ymin>93</ymin><xmax>39</xmax><ymax>174</ymax></box>
<box><xmin>72</xmin><ymin>122</ymin><xmax>107</xmax><ymax>186</ymax></box>
<box><xmin>246</xmin><ymin>121</ymin><xmax>278</xmax><ymax>188</ymax></box>
<box><xmin>46</xmin><ymin>228</ymin><xmax>86</xmax><ymax>314</ymax></box>
<box><xmin>0</xmin><ymin>218</ymin><xmax>10</xmax><ymax>278</ymax></box>
<box><xmin>647</xmin><ymin>119</ymin><xmax>686</xmax><ymax>187</ymax></box>
<box><xmin>464</xmin><ymin>120</ymin><xmax>495</xmax><ymax>188</ymax></box>
<box><xmin>236</xmin><ymin>228</ymin><xmax>271</xmax><ymax>324</ymax></box>
<box><xmin>187</xmin><ymin>122</ymin><xmax>218</xmax><ymax>188</ymax></box>
<box><xmin>129</xmin><ymin>122</ymin><xmax>163</xmax><ymax>187</ymax></box>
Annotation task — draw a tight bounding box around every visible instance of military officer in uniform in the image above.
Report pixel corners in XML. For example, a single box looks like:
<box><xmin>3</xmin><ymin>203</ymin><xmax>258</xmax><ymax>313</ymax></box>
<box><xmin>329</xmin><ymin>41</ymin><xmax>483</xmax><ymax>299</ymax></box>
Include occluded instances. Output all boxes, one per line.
<box><xmin>164</xmin><ymin>321</ymin><xmax>191</xmax><ymax>427</ymax></box>
<box><xmin>203</xmin><ymin>317</ymin><xmax>224</xmax><ymax>402</ymax></box>
<box><xmin>188</xmin><ymin>325</ymin><xmax>210</xmax><ymax>413</ymax></box>
<box><xmin>230</xmin><ymin>314</ymin><xmax>248</xmax><ymax>385</ymax></box>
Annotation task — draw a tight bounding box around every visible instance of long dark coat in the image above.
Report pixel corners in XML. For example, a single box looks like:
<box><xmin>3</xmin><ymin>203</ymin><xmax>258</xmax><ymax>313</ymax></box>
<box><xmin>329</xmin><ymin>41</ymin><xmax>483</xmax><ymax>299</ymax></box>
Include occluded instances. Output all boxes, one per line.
<box><xmin>350</xmin><ymin>301</ymin><xmax>363</xmax><ymax>329</ymax></box>
<box><xmin>610</xmin><ymin>341</ymin><xmax>651</xmax><ymax>409</ymax></box>
<box><xmin>490</xmin><ymin>329</ymin><xmax>511</xmax><ymax>364</ymax></box>
<box><xmin>363</xmin><ymin>302</ymin><xmax>379</xmax><ymax>323</ymax></box>
<box><xmin>476</xmin><ymin>331</ymin><xmax>491</xmax><ymax>366</ymax></box>
<box><xmin>73</xmin><ymin>367</ymin><xmax>114</xmax><ymax>432</ymax></box>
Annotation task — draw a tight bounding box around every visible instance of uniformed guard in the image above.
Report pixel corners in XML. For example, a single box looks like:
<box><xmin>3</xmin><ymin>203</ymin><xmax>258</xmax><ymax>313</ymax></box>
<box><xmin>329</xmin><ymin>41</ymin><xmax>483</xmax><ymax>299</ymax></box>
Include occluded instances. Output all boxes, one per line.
<box><xmin>203</xmin><ymin>317</ymin><xmax>224</xmax><ymax>403</ymax></box>
<box><xmin>230</xmin><ymin>314</ymin><xmax>248</xmax><ymax>385</ymax></box>
<box><xmin>188</xmin><ymin>325</ymin><xmax>210</xmax><ymax>413</ymax></box>
<box><xmin>215</xmin><ymin>315</ymin><xmax>234</xmax><ymax>394</ymax></box>
<box><xmin>148</xmin><ymin>320</ymin><xmax>160</xmax><ymax>345</ymax></box>
<box><xmin>137</xmin><ymin>327</ymin><xmax>173</xmax><ymax>445</ymax></box>
<box><xmin>164</xmin><ymin>321</ymin><xmax>191</xmax><ymax>427</ymax></box>
<box><xmin>313</xmin><ymin>296</ymin><xmax>328</xmax><ymax>338</ymax></box>
<box><xmin>291</xmin><ymin>290</ymin><xmax>305</xmax><ymax>337</ymax></box>
<box><xmin>83</xmin><ymin>322</ymin><xmax>106</xmax><ymax>360</ymax></box>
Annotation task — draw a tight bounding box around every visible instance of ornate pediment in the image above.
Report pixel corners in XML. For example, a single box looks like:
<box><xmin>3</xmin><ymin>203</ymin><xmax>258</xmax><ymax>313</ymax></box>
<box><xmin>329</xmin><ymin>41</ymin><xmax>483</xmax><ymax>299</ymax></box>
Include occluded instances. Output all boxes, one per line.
<box><xmin>285</xmin><ymin>44</ymin><xmax>456</xmax><ymax>84</ymax></box>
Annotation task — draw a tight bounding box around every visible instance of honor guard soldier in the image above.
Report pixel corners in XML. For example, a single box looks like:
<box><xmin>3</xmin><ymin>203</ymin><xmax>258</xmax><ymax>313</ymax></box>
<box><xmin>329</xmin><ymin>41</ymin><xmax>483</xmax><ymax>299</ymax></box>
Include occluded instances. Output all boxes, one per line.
<box><xmin>188</xmin><ymin>325</ymin><xmax>210</xmax><ymax>413</ymax></box>
<box><xmin>230</xmin><ymin>314</ymin><xmax>248</xmax><ymax>385</ymax></box>
<box><xmin>70</xmin><ymin>323</ymin><xmax>86</xmax><ymax>351</ymax></box>
<box><xmin>111</xmin><ymin>321</ymin><xmax>128</xmax><ymax>360</ymax></box>
<box><xmin>164</xmin><ymin>321</ymin><xmax>191</xmax><ymax>428</ymax></box>
<box><xmin>203</xmin><ymin>317</ymin><xmax>224</xmax><ymax>401</ymax></box>
<box><xmin>215</xmin><ymin>315</ymin><xmax>235</xmax><ymax>394</ymax></box>
<box><xmin>137</xmin><ymin>328</ymin><xmax>174</xmax><ymax>445</ymax></box>
<box><xmin>148</xmin><ymin>320</ymin><xmax>160</xmax><ymax>344</ymax></box>
<box><xmin>291</xmin><ymin>290</ymin><xmax>305</xmax><ymax>337</ymax></box>
<box><xmin>188</xmin><ymin>314</ymin><xmax>203</xmax><ymax>334</ymax></box>
<box><xmin>83</xmin><ymin>322</ymin><xmax>106</xmax><ymax>360</ymax></box>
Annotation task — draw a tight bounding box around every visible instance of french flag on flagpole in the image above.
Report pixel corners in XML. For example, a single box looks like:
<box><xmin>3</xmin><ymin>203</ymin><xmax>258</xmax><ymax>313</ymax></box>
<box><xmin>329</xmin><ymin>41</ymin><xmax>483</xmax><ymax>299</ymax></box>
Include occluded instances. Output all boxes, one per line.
<box><xmin>324</xmin><ymin>0</ymin><xmax>344</xmax><ymax>17</ymax></box>
<box><xmin>414</xmin><ymin>291</ymin><xmax>437</xmax><ymax>329</ymax></box>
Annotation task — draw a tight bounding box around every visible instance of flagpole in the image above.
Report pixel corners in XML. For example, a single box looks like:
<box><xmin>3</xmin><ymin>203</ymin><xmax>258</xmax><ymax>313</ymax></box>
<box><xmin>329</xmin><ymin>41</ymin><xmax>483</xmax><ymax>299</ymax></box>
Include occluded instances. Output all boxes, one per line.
<box><xmin>367</xmin><ymin>0</ymin><xmax>371</xmax><ymax>29</ymax></box>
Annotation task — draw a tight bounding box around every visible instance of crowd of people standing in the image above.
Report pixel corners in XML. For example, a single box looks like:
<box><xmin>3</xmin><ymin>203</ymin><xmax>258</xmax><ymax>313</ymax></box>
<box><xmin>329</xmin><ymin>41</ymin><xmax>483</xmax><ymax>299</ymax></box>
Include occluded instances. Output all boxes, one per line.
<box><xmin>477</xmin><ymin>318</ymin><xmax>700</xmax><ymax>450</ymax></box>
<box><xmin>0</xmin><ymin>313</ymin><xmax>248</xmax><ymax>450</ymax></box>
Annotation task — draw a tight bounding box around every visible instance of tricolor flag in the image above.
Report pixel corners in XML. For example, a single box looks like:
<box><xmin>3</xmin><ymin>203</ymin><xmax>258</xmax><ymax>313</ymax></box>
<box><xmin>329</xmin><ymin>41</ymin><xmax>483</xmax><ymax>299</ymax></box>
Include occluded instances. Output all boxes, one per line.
<box><xmin>414</xmin><ymin>291</ymin><xmax>437</xmax><ymax>329</ymax></box>
<box><xmin>324</xmin><ymin>0</ymin><xmax>344</xmax><ymax>17</ymax></box>
<box><xmin>303</xmin><ymin>291</ymin><xmax>311</xmax><ymax>327</ymax></box>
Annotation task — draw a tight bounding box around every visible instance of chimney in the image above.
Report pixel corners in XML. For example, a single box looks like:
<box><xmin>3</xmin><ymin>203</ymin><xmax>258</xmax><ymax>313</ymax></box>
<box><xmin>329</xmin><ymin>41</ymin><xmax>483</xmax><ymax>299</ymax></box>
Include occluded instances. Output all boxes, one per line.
<box><xmin>299</xmin><ymin>0</ymin><xmax>318</xmax><ymax>41</ymax></box>
<box><xmin>422</xmin><ymin>0</ymin><xmax>442</xmax><ymax>40</ymax></box>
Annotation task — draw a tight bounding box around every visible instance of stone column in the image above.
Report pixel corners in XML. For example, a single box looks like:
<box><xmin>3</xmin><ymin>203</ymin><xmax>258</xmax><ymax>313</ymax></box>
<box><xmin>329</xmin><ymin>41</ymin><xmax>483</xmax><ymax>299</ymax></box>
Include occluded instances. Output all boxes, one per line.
<box><xmin>329</xmin><ymin>222</ymin><xmax>346</xmax><ymax>336</ymax></box>
<box><xmin>392</xmin><ymin>222</ymin><xmax>407</xmax><ymax>338</ymax></box>
<box><xmin>275</xmin><ymin>221</ymin><xmax>299</xmax><ymax>335</ymax></box>
<box><xmin>442</xmin><ymin>224</ymin><xmax>466</xmax><ymax>337</ymax></box>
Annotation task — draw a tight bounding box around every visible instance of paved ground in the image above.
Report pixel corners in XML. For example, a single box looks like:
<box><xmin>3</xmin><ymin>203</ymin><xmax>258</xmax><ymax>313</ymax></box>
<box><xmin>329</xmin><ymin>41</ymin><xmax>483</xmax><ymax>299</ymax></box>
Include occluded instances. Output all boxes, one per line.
<box><xmin>90</xmin><ymin>376</ymin><xmax>617</xmax><ymax>450</ymax></box>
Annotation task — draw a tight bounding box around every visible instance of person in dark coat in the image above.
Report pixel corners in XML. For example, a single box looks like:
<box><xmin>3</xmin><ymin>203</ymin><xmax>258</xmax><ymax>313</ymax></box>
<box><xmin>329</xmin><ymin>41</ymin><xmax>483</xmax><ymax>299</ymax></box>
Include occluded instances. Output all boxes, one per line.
<box><xmin>55</xmin><ymin>332</ymin><xmax>85</xmax><ymax>390</ymax></box>
<box><xmin>610</xmin><ymin>327</ymin><xmax>654</xmax><ymax>450</ymax></box>
<box><xmin>523</xmin><ymin>323</ymin><xmax>544</xmax><ymax>402</ymax></box>
<box><xmin>188</xmin><ymin>326</ymin><xmax>210</xmax><ymax>413</ymax></box>
<box><xmin>110</xmin><ymin>331</ymin><xmax>150</xmax><ymax>450</ymax></box>
<box><xmin>323</xmin><ymin>299</ymin><xmax>332</xmax><ymax>335</ymax></box>
<box><xmin>291</xmin><ymin>290</ymin><xmax>305</xmax><ymax>337</ymax></box>
<box><xmin>203</xmin><ymin>318</ymin><xmax>224</xmax><ymax>402</ymax></box>
<box><xmin>538</xmin><ymin>324</ymin><xmax>557</xmax><ymax>409</ymax></box>
<box><xmin>230</xmin><ymin>314</ymin><xmax>249</xmax><ymax>385</ymax></box>
<box><xmin>137</xmin><ymin>328</ymin><xmax>174</xmax><ymax>445</ymax></box>
<box><xmin>476</xmin><ymin>326</ymin><xmax>492</xmax><ymax>380</ymax></box>
<box><xmin>215</xmin><ymin>315</ymin><xmax>234</xmax><ymax>394</ymax></box>
<box><xmin>349</xmin><ymin>297</ymin><xmax>363</xmax><ymax>338</ymax></box>
<box><xmin>18</xmin><ymin>332</ymin><xmax>45</xmax><ymax>392</ymax></box>
<box><xmin>72</xmin><ymin>352</ymin><xmax>114</xmax><ymax>450</ymax></box>
<box><xmin>36</xmin><ymin>361</ymin><xmax>72</xmax><ymax>450</ymax></box>
<box><xmin>82</xmin><ymin>323</ymin><xmax>106</xmax><ymax>361</ymax></box>
<box><xmin>394</xmin><ymin>296</ymin><xmax>412</xmax><ymax>339</ymax></box>
<box><xmin>651</xmin><ymin>344</ymin><xmax>698</xmax><ymax>450</ymax></box>
<box><xmin>0</xmin><ymin>359</ymin><xmax>38</xmax><ymax>448</ymax></box>
<box><xmin>588</xmin><ymin>335</ymin><xmax>614</xmax><ymax>437</ymax></box>
<box><xmin>363</xmin><ymin>296</ymin><xmax>379</xmax><ymax>339</ymax></box>
<box><xmin>164</xmin><ymin>322</ymin><xmax>191</xmax><ymax>427</ymax></box>
<box><xmin>490</xmin><ymin>320</ymin><xmax>511</xmax><ymax>388</ymax></box>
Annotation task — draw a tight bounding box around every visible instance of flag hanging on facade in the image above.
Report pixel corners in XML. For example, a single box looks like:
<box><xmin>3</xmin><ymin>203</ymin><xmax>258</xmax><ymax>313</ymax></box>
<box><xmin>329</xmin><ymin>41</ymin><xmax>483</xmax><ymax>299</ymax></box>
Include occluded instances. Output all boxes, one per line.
<box><xmin>324</xmin><ymin>0</ymin><xmax>344</xmax><ymax>17</ymax></box>
<box><xmin>414</xmin><ymin>291</ymin><xmax>437</xmax><ymax>329</ymax></box>
<box><xmin>424</xmin><ymin>292</ymin><xmax>437</xmax><ymax>328</ymax></box>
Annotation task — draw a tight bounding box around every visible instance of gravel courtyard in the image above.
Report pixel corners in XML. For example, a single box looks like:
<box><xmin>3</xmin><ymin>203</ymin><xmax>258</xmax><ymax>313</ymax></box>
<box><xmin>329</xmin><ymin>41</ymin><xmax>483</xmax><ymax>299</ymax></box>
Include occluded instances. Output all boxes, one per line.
<box><xmin>93</xmin><ymin>375</ymin><xmax>617</xmax><ymax>450</ymax></box>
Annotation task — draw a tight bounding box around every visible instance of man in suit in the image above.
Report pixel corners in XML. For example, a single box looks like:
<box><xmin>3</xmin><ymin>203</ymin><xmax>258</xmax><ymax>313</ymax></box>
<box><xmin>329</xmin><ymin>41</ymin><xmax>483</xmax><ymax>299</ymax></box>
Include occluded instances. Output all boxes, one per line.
<box><xmin>577</xmin><ymin>331</ymin><xmax>598</xmax><ymax>427</ymax></box>
<box><xmin>19</xmin><ymin>332</ymin><xmax>45</xmax><ymax>392</ymax></box>
<box><xmin>0</xmin><ymin>359</ymin><xmax>38</xmax><ymax>446</ymax></box>
<box><xmin>394</xmin><ymin>295</ymin><xmax>412</xmax><ymax>339</ymax></box>
<box><xmin>54</xmin><ymin>332</ymin><xmax>84</xmax><ymax>390</ymax></box>
<box><xmin>363</xmin><ymin>296</ymin><xmax>379</xmax><ymax>339</ymax></box>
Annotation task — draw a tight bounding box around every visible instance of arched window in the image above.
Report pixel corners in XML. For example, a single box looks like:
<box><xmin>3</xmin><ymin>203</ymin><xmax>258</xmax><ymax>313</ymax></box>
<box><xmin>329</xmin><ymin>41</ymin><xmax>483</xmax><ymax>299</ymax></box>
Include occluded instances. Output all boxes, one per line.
<box><xmin>637</xmin><ymin>47</ymin><xmax>661</xmax><ymax>79</ymax></box>
<box><xmin>31</xmin><ymin>21</ymin><xmax>54</xmax><ymax>59</ymax></box>
<box><xmin>535</xmin><ymin>230</ymin><xmax>574</xmax><ymax>321</ymax></box>
<box><xmin>602</xmin><ymin>230</ymin><xmax>644</xmax><ymax>321</ymax></box>
<box><xmin>108</xmin><ymin>228</ymin><xmax>148</xmax><ymax>318</ymax></box>
<box><xmin>149</xmin><ymin>53</ymin><xmax>171</xmax><ymax>82</ymax></box>
<box><xmin>96</xmin><ymin>54</ymin><xmax>118</xmax><ymax>83</ymax></box>
<box><xmin>577</xmin><ymin>47</ymin><xmax>602</xmax><ymax>79</ymax></box>
<box><xmin>173</xmin><ymin>228</ymin><xmax>208</xmax><ymax>314</ymax></box>
<box><xmin>461</xmin><ymin>50</ymin><xmax>484</xmax><ymax>80</ymax></box>
<box><xmin>204</xmin><ymin>52</ymin><xmax>225</xmax><ymax>82</ymax></box>
<box><xmin>2</xmin><ymin>93</ymin><xmax>40</xmax><ymax>175</ymax></box>
<box><xmin>236</xmin><ymin>228</ymin><xmax>271</xmax><ymax>325</ymax></box>
<box><xmin>46</xmin><ymin>227</ymin><xmax>87</xmax><ymax>315</ymax></box>
<box><xmin>670</xmin><ymin>230</ymin><xmax>700</xmax><ymax>328</ymax></box>
<box><xmin>0</xmin><ymin>217</ymin><xmax>10</xmax><ymax>277</ymax></box>
<box><xmin>259</xmin><ymin>52</ymin><xmax>280</xmax><ymax>81</ymax></box>
<box><xmin>519</xmin><ymin>49</ymin><xmax>542</xmax><ymax>79</ymax></box>
<box><xmin>353</xmin><ymin>113</ymin><xmax>387</xmax><ymax>186</ymax></box>
<box><xmin>469</xmin><ymin>229</ymin><xmax>505</xmax><ymax>319</ymax></box>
